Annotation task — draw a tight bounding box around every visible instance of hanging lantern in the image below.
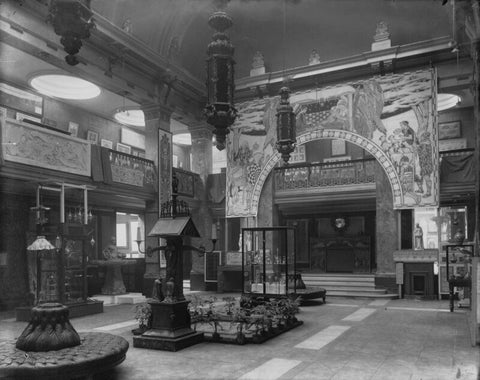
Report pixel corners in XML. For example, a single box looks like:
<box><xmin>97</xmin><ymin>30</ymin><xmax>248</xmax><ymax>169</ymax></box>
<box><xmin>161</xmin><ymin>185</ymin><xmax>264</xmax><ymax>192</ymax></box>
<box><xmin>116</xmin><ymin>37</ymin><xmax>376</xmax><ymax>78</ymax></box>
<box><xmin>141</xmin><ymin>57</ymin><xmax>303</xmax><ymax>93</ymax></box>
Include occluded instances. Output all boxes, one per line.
<box><xmin>205</xmin><ymin>10</ymin><xmax>237</xmax><ymax>151</ymax></box>
<box><xmin>276</xmin><ymin>87</ymin><xmax>296</xmax><ymax>164</ymax></box>
<box><xmin>48</xmin><ymin>0</ymin><xmax>95</xmax><ymax>66</ymax></box>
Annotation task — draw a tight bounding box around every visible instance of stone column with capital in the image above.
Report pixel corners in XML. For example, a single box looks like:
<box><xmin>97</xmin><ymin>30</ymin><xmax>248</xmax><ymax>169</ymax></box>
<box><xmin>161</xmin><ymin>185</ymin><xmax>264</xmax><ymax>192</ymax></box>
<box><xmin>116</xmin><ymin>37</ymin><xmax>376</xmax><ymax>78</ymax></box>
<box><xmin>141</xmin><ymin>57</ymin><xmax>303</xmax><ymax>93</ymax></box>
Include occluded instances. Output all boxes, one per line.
<box><xmin>375</xmin><ymin>161</ymin><xmax>398</xmax><ymax>290</ymax></box>
<box><xmin>464</xmin><ymin>0</ymin><xmax>480</xmax><ymax>344</ymax></box>
<box><xmin>142</xmin><ymin>104</ymin><xmax>173</xmax><ymax>296</ymax></box>
<box><xmin>188</xmin><ymin>123</ymin><xmax>214</xmax><ymax>290</ymax></box>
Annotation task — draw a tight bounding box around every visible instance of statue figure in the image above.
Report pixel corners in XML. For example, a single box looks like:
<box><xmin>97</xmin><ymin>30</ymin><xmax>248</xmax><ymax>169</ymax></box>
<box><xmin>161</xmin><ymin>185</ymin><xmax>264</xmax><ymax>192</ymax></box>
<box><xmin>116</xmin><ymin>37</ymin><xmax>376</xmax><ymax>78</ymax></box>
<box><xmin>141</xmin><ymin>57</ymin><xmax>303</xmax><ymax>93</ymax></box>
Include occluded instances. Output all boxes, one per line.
<box><xmin>252</xmin><ymin>51</ymin><xmax>265</xmax><ymax>69</ymax></box>
<box><xmin>308</xmin><ymin>49</ymin><xmax>321</xmax><ymax>65</ymax></box>
<box><xmin>102</xmin><ymin>237</ymin><xmax>126</xmax><ymax>260</ymax></box>
<box><xmin>151</xmin><ymin>278</ymin><xmax>164</xmax><ymax>302</ymax></box>
<box><xmin>164</xmin><ymin>277</ymin><xmax>175</xmax><ymax>302</ymax></box>
<box><xmin>374</xmin><ymin>21</ymin><xmax>390</xmax><ymax>42</ymax></box>
<box><xmin>414</xmin><ymin>223</ymin><xmax>424</xmax><ymax>250</ymax></box>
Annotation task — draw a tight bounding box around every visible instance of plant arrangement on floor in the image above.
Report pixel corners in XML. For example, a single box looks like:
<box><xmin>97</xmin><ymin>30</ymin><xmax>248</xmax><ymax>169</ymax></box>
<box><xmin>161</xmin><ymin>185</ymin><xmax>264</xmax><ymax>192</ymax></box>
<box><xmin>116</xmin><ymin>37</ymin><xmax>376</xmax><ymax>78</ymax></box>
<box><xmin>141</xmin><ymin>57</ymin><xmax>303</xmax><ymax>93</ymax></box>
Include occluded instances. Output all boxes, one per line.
<box><xmin>186</xmin><ymin>295</ymin><xmax>302</xmax><ymax>345</ymax></box>
<box><xmin>131</xmin><ymin>302</ymin><xmax>152</xmax><ymax>335</ymax></box>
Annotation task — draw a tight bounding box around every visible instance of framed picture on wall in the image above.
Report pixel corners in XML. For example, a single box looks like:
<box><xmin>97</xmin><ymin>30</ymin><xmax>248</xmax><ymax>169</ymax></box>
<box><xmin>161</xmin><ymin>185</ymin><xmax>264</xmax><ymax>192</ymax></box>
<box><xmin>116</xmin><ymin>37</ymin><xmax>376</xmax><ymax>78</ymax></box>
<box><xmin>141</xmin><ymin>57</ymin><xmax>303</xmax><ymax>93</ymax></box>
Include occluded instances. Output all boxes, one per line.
<box><xmin>87</xmin><ymin>130</ymin><xmax>98</xmax><ymax>144</ymax></box>
<box><xmin>438</xmin><ymin>121</ymin><xmax>461</xmax><ymax>140</ymax></box>
<box><xmin>116</xmin><ymin>142</ymin><xmax>131</xmax><ymax>154</ymax></box>
<box><xmin>68</xmin><ymin>122</ymin><xmax>79</xmax><ymax>137</ymax></box>
<box><xmin>331</xmin><ymin>139</ymin><xmax>346</xmax><ymax>156</ymax></box>
<box><xmin>101</xmin><ymin>139</ymin><xmax>113</xmax><ymax>149</ymax></box>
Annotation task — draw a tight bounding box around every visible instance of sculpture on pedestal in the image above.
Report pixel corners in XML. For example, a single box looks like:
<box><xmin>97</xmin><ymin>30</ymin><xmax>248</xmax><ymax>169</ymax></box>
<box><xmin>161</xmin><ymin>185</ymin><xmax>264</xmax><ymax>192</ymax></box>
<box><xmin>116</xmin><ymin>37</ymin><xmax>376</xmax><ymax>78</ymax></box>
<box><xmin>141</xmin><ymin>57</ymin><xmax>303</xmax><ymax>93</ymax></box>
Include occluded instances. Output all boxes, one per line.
<box><xmin>133</xmin><ymin>173</ymin><xmax>216</xmax><ymax>351</ymax></box>
<box><xmin>414</xmin><ymin>223</ymin><xmax>424</xmax><ymax>250</ymax></box>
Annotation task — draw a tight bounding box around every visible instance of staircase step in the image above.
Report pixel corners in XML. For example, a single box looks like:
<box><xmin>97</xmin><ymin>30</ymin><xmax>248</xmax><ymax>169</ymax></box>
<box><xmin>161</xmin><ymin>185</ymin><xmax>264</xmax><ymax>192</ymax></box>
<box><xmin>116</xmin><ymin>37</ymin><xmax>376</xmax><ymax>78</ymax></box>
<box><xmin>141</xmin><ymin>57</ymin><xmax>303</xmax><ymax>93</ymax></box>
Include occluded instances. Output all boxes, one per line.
<box><xmin>304</xmin><ymin>280</ymin><xmax>376</xmax><ymax>287</ymax></box>
<box><xmin>300</xmin><ymin>273</ymin><xmax>397</xmax><ymax>299</ymax></box>
<box><xmin>327</xmin><ymin>291</ymin><xmax>398</xmax><ymax>299</ymax></box>
<box><xmin>303</xmin><ymin>276</ymin><xmax>375</xmax><ymax>283</ymax></box>
<box><xmin>92</xmin><ymin>293</ymin><xmax>146</xmax><ymax>305</ymax></box>
<box><xmin>116</xmin><ymin>293</ymin><xmax>147</xmax><ymax>304</ymax></box>
<box><xmin>302</xmin><ymin>273</ymin><xmax>375</xmax><ymax>278</ymax></box>
<box><xmin>319</xmin><ymin>286</ymin><xmax>386</xmax><ymax>293</ymax></box>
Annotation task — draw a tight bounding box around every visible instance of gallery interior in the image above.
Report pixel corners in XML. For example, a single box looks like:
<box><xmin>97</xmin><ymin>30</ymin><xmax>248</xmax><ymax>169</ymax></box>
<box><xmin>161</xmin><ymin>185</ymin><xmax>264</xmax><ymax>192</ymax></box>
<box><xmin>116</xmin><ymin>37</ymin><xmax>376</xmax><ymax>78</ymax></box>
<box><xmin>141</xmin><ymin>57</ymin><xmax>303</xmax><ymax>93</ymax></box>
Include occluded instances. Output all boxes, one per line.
<box><xmin>0</xmin><ymin>0</ymin><xmax>479</xmax><ymax>378</ymax></box>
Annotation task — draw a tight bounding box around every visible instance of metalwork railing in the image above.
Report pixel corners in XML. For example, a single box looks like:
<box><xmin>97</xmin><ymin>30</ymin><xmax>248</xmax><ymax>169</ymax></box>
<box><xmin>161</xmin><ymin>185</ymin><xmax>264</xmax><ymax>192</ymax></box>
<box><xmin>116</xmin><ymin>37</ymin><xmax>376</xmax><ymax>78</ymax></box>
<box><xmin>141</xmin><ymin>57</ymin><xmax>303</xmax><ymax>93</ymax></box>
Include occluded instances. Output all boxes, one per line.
<box><xmin>274</xmin><ymin>158</ymin><xmax>376</xmax><ymax>191</ymax></box>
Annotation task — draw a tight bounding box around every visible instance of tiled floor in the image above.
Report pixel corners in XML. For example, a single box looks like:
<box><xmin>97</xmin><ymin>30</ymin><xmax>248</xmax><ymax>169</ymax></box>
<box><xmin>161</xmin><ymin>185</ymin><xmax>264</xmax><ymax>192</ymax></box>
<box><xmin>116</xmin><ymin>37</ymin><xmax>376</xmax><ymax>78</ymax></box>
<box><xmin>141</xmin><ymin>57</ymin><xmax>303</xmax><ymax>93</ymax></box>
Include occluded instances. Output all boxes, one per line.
<box><xmin>1</xmin><ymin>294</ymin><xmax>479</xmax><ymax>380</ymax></box>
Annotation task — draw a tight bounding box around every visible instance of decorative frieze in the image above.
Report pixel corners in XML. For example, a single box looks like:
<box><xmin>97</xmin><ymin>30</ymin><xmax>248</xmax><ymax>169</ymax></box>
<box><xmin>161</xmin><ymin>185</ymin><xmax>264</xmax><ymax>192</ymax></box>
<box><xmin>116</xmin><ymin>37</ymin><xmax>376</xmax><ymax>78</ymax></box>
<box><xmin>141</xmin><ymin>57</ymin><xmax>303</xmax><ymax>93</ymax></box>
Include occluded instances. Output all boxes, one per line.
<box><xmin>2</xmin><ymin>119</ymin><xmax>91</xmax><ymax>176</ymax></box>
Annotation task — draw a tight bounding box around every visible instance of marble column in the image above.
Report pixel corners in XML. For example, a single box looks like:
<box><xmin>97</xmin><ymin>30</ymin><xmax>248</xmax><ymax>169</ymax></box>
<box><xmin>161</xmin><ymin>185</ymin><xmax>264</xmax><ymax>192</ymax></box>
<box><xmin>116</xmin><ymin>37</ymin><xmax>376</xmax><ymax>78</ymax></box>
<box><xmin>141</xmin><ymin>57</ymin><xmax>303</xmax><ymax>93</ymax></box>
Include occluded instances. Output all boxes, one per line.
<box><xmin>142</xmin><ymin>104</ymin><xmax>173</xmax><ymax>296</ymax></box>
<box><xmin>464</xmin><ymin>0</ymin><xmax>480</xmax><ymax>343</ymax></box>
<box><xmin>188</xmin><ymin>123</ymin><xmax>214</xmax><ymax>290</ymax></box>
<box><xmin>375</xmin><ymin>161</ymin><xmax>399</xmax><ymax>275</ymax></box>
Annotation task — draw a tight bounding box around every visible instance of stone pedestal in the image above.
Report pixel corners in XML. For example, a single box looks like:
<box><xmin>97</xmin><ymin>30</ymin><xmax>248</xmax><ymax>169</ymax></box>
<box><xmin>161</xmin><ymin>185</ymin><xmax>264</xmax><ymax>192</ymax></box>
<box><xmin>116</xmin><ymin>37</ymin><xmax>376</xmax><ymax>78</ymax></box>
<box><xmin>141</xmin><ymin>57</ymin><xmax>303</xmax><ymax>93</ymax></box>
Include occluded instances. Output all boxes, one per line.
<box><xmin>93</xmin><ymin>260</ymin><xmax>136</xmax><ymax>295</ymax></box>
<box><xmin>133</xmin><ymin>300</ymin><xmax>203</xmax><ymax>351</ymax></box>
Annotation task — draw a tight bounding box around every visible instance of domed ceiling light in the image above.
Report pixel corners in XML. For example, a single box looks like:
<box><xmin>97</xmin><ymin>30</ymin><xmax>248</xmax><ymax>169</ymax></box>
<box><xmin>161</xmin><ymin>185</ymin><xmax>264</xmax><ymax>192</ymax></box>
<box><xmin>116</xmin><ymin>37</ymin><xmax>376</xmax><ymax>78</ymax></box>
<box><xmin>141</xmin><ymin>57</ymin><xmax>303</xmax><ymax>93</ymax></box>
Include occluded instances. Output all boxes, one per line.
<box><xmin>204</xmin><ymin>9</ymin><xmax>238</xmax><ymax>151</ymax></box>
<box><xmin>30</xmin><ymin>74</ymin><xmax>100</xmax><ymax>100</ymax></box>
<box><xmin>437</xmin><ymin>93</ymin><xmax>461</xmax><ymax>111</ymax></box>
<box><xmin>114</xmin><ymin>108</ymin><xmax>145</xmax><ymax>127</ymax></box>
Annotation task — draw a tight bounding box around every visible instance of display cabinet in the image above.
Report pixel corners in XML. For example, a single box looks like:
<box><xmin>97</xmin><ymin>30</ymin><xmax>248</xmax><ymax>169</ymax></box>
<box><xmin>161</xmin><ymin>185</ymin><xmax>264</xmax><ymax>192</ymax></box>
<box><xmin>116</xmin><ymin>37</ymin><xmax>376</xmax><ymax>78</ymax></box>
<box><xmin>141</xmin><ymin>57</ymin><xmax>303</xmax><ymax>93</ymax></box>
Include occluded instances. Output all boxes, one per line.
<box><xmin>242</xmin><ymin>227</ymin><xmax>297</xmax><ymax>297</ymax></box>
<box><xmin>445</xmin><ymin>244</ymin><xmax>473</xmax><ymax>311</ymax></box>
<box><xmin>35</xmin><ymin>224</ymin><xmax>91</xmax><ymax>305</ymax></box>
<box><xmin>17</xmin><ymin>183</ymin><xmax>102</xmax><ymax>321</ymax></box>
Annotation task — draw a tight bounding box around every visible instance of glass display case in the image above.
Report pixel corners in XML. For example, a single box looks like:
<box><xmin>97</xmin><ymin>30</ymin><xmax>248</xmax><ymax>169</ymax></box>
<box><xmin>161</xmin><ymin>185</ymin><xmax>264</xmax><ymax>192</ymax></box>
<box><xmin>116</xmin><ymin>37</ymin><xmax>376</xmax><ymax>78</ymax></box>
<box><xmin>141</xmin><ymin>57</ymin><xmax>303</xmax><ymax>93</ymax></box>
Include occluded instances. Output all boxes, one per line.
<box><xmin>36</xmin><ymin>225</ymin><xmax>90</xmax><ymax>305</ymax></box>
<box><xmin>242</xmin><ymin>227</ymin><xmax>297</xmax><ymax>297</ymax></box>
<box><xmin>445</xmin><ymin>244</ymin><xmax>473</xmax><ymax>311</ymax></box>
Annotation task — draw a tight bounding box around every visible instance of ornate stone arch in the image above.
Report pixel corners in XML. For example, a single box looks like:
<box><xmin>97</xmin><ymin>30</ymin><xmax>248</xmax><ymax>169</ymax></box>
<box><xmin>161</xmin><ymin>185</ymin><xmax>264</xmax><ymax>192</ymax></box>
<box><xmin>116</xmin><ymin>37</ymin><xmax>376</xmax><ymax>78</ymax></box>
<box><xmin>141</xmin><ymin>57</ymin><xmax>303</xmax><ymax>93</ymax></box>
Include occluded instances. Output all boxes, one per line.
<box><xmin>250</xmin><ymin>128</ymin><xmax>403</xmax><ymax>217</ymax></box>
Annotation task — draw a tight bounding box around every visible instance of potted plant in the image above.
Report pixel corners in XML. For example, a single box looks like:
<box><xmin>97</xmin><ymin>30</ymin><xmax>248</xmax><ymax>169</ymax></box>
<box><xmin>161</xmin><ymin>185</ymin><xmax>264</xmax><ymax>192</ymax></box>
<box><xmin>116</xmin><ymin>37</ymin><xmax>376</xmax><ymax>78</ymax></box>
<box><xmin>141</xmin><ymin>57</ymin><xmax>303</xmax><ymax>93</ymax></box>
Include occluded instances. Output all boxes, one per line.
<box><xmin>132</xmin><ymin>302</ymin><xmax>152</xmax><ymax>335</ymax></box>
<box><xmin>204</xmin><ymin>297</ymin><xmax>222</xmax><ymax>341</ymax></box>
<box><xmin>231</xmin><ymin>306</ymin><xmax>249</xmax><ymax>345</ymax></box>
<box><xmin>222</xmin><ymin>296</ymin><xmax>237</xmax><ymax>317</ymax></box>
<box><xmin>187</xmin><ymin>294</ymin><xmax>206</xmax><ymax>331</ymax></box>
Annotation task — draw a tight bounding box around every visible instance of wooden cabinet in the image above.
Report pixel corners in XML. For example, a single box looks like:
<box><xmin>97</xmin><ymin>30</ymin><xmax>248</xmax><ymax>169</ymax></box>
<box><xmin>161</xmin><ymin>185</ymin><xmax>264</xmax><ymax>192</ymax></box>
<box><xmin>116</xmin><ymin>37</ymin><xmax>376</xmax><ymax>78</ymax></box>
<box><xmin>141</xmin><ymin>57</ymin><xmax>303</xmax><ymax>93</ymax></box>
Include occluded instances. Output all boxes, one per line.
<box><xmin>310</xmin><ymin>236</ymin><xmax>371</xmax><ymax>273</ymax></box>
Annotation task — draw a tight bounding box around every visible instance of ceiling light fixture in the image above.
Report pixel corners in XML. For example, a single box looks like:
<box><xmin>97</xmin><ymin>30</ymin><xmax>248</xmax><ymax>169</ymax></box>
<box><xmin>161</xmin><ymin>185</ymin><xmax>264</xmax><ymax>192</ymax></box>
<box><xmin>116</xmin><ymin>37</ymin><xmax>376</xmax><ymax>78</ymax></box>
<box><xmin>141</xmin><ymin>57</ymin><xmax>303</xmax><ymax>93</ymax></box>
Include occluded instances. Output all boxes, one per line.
<box><xmin>204</xmin><ymin>8</ymin><xmax>238</xmax><ymax>151</ymax></box>
<box><xmin>275</xmin><ymin>0</ymin><xmax>296</xmax><ymax>165</ymax></box>
<box><xmin>114</xmin><ymin>108</ymin><xmax>145</xmax><ymax>127</ymax></box>
<box><xmin>437</xmin><ymin>93</ymin><xmax>461</xmax><ymax>111</ymax></box>
<box><xmin>30</xmin><ymin>74</ymin><xmax>100</xmax><ymax>100</ymax></box>
<box><xmin>48</xmin><ymin>0</ymin><xmax>95</xmax><ymax>66</ymax></box>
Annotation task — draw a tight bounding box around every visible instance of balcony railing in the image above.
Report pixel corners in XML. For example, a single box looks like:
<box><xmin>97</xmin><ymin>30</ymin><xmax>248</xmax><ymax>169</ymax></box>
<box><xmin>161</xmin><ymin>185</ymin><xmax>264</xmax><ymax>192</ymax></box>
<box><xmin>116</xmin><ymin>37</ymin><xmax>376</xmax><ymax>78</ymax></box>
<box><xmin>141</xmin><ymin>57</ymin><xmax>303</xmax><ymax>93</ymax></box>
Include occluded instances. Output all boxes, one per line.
<box><xmin>274</xmin><ymin>158</ymin><xmax>376</xmax><ymax>191</ymax></box>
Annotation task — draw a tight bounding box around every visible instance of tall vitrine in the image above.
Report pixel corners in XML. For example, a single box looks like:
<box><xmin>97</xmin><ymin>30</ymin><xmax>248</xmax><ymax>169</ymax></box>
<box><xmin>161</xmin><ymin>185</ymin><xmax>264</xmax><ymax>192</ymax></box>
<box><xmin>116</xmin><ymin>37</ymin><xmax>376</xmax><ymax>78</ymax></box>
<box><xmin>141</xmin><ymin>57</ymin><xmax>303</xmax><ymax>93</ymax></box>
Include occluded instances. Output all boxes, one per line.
<box><xmin>242</xmin><ymin>226</ymin><xmax>297</xmax><ymax>297</ymax></box>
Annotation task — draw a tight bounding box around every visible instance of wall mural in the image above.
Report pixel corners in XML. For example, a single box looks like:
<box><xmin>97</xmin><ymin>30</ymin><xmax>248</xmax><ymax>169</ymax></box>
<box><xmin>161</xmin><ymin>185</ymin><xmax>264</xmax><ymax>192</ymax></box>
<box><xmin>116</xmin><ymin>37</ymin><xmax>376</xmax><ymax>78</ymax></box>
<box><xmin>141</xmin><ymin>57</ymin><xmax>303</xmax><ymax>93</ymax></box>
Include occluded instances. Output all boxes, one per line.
<box><xmin>2</xmin><ymin>119</ymin><xmax>91</xmax><ymax>176</ymax></box>
<box><xmin>226</xmin><ymin>69</ymin><xmax>438</xmax><ymax>217</ymax></box>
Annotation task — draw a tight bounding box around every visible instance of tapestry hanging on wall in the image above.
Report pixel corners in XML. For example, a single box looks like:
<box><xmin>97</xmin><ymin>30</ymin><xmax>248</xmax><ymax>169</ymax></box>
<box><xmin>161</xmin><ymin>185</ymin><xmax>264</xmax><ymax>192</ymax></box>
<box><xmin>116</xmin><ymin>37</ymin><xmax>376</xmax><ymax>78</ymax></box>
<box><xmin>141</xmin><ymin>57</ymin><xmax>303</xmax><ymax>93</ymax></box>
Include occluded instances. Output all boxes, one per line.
<box><xmin>226</xmin><ymin>69</ymin><xmax>438</xmax><ymax>218</ymax></box>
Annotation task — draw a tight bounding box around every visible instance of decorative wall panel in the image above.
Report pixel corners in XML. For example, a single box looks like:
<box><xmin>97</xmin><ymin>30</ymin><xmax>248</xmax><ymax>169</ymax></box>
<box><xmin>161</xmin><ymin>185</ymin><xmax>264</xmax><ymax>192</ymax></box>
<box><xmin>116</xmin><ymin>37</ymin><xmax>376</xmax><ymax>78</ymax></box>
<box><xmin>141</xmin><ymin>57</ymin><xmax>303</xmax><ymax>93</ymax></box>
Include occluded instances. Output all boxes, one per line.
<box><xmin>226</xmin><ymin>69</ymin><xmax>438</xmax><ymax>217</ymax></box>
<box><xmin>2</xmin><ymin>118</ymin><xmax>91</xmax><ymax>176</ymax></box>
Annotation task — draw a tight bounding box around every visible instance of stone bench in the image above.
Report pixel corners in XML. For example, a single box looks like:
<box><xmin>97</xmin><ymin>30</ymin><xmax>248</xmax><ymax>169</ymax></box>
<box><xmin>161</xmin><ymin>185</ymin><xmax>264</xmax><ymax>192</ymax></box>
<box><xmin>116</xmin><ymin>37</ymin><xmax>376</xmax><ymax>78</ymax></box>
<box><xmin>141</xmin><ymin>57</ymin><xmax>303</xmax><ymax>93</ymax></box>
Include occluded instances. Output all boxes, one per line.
<box><xmin>0</xmin><ymin>332</ymin><xmax>128</xmax><ymax>380</ymax></box>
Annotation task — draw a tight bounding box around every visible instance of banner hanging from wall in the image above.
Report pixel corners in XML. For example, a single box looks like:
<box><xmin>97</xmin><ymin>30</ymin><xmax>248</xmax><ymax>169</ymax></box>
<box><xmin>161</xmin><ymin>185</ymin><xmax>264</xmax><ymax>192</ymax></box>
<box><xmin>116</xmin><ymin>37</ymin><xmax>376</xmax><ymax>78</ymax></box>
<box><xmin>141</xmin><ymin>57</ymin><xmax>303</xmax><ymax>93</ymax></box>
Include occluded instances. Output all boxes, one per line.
<box><xmin>226</xmin><ymin>69</ymin><xmax>438</xmax><ymax>218</ymax></box>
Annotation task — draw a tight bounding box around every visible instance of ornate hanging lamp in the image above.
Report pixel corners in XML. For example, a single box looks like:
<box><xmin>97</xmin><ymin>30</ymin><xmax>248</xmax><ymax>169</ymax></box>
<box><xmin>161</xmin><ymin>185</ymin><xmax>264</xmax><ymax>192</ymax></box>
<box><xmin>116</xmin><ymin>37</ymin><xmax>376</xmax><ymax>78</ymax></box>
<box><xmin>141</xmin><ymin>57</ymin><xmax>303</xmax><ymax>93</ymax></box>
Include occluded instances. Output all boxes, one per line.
<box><xmin>48</xmin><ymin>0</ymin><xmax>95</xmax><ymax>66</ymax></box>
<box><xmin>275</xmin><ymin>87</ymin><xmax>296</xmax><ymax>164</ymax></box>
<box><xmin>275</xmin><ymin>0</ymin><xmax>296</xmax><ymax>165</ymax></box>
<box><xmin>204</xmin><ymin>10</ymin><xmax>238</xmax><ymax>151</ymax></box>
